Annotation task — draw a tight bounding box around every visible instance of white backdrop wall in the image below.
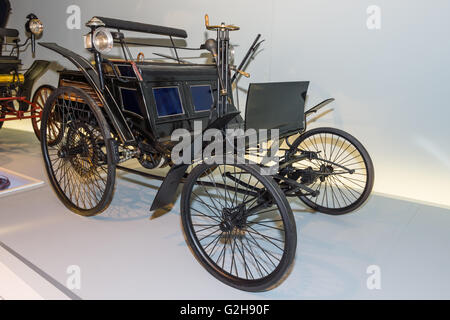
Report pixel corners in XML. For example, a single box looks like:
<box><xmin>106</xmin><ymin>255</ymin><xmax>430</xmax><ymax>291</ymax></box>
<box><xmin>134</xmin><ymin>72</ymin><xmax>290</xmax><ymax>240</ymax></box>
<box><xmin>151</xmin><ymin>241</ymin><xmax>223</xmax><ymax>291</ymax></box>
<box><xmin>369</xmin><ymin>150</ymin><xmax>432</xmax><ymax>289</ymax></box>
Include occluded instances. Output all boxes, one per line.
<box><xmin>7</xmin><ymin>0</ymin><xmax>450</xmax><ymax>207</ymax></box>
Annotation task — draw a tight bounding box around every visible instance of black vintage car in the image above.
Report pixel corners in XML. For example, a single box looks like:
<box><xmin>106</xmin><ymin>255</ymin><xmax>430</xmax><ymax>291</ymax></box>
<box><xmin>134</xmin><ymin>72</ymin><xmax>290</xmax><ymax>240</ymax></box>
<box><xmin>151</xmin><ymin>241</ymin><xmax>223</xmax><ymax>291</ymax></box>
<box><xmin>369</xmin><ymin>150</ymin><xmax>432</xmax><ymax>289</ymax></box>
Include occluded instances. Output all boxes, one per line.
<box><xmin>0</xmin><ymin>0</ymin><xmax>53</xmax><ymax>138</ymax></box>
<box><xmin>39</xmin><ymin>15</ymin><xmax>374</xmax><ymax>291</ymax></box>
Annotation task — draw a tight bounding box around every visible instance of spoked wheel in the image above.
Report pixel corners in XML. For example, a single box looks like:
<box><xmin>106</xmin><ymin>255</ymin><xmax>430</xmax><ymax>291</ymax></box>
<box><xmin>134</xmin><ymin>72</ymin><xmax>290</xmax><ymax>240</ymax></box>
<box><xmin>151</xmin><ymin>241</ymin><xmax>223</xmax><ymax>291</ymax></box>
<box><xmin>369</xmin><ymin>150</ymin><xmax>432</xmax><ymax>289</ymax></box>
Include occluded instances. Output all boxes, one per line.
<box><xmin>41</xmin><ymin>86</ymin><xmax>116</xmax><ymax>216</ymax></box>
<box><xmin>181</xmin><ymin>162</ymin><xmax>297</xmax><ymax>292</ymax></box>
<box><xmin>31</xmin><ymin>85</ymin><xmax>55</xmax><ymax>140</ymax></box>
<box><xmin>0</xmin><ymin>104</ymin><xmax>6</xmax><ymax>130</ymax></box>
<box><xmin>288</xmin><ymin>127</ymin><xmax>374</xmax><ymax>215</ymax></box>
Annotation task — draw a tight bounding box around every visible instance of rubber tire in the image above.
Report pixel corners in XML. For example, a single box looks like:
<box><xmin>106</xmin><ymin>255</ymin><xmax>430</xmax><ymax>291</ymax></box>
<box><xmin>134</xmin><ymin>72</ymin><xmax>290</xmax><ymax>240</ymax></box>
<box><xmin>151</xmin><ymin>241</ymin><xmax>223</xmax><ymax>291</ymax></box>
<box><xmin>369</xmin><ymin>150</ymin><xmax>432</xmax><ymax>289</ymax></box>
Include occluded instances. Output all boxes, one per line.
<box><xmin>41</xmin><ymin>86</ymin><xmax>116</xmax><ymax>216</ymax></box>
<box><xmin>0</xmin><ymin>106</ymin><xmax>5</xmax><ymax>130</ymax></box>
<box><xmin>31</xmin><ymin>84</ymin><xmax>55</xmax><ymax>141</ymax></box>
<box><xmin>181</xmin><ymin>162</ymin><xmax>297</xmax><ymax>292</ymax></box>
<box><xmin>291</xmin><ymin>127</ymin><xmax>374</xmax><ymax>215</ymax></box>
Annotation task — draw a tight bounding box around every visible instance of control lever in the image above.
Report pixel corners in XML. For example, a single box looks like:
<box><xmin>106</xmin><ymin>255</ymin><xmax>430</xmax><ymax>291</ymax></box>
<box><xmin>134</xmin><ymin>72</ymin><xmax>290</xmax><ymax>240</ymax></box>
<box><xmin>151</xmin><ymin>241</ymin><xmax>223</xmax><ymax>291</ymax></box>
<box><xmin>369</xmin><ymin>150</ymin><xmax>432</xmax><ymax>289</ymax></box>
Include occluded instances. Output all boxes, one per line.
<box><xmin>231</xmin><ymin>34</ymin><xmax>264</xmax><ymax>83</ymax></box>
<box><xmin>230</xmin><ymin>66</ymin><xmax>250</xmax><ymax>78</ymax></box>
<box><xmin>203</xmin><ymin>38</ymin><xmax>227</xmax><ymax>95</ymax></box>
<box><xmin>204</xmin><ymin>14</ymin><xmax>240</xmax><ymax>31</ymax></box>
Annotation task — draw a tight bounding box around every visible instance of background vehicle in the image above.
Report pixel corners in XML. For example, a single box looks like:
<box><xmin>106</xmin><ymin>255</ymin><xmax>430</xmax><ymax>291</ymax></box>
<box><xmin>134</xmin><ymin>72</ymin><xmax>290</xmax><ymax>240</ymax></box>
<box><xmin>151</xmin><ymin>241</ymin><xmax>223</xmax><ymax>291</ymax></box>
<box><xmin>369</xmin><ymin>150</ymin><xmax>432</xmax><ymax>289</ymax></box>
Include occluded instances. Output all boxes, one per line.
<box><xmin>0</xmin><ymin>0</ymin><xmax>53</xmax><ymax>140</ymax></box>
<box><xmin>39</xmin><ymin>14</ymin><xmax>374</xmax><ymax>291</ymax></box>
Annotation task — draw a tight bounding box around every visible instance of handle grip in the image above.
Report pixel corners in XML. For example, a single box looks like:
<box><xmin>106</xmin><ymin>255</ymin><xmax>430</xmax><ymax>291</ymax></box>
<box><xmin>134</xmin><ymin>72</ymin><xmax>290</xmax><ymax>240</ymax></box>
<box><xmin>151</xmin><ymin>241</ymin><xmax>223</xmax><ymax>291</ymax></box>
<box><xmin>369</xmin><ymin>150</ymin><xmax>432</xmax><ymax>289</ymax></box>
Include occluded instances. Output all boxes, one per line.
<box><xmin>231</xmin><ymin>66</ymin><xmax>250</xmax><ymax>78</ymax></box>
<box><xmin>204</xmin><ymin>13</ymin><xmax>240</xmax><ymax>31</ymax></box>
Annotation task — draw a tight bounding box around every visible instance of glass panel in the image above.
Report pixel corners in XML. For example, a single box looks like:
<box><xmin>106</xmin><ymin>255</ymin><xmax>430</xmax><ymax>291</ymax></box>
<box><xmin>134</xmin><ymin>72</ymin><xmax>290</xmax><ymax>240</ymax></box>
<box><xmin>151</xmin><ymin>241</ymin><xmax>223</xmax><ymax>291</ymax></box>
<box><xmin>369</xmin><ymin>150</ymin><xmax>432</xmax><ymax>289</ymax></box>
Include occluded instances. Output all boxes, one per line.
<box><xmin>153</xmin><ymin>86</ymin><xmax>184</xmax><ymax>117</ymax></box>
<box><xmin>117</xmin><ymin>65</ymin><xmax>135</xmax><ymax>78</ymax></box>
<box><xmin>120</xmin><ymin>88</ymin><xmax>141</xmax><ymax>116</ymax></box>
<box><xmin>190</xmin><ymin>85</ymin><xmax>213</xmax><ymax>112</ymax></box>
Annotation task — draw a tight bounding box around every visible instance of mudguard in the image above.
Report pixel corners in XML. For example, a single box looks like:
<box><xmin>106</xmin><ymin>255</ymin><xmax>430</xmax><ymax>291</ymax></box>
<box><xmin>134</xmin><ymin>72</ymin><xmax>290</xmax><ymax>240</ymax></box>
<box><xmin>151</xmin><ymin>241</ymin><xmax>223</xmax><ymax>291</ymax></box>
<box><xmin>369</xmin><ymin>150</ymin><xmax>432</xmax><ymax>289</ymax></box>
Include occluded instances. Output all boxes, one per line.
<box><xmin>39</xmin><ymin>42</ymin><xmax>135</xmax><ymax>144</ymax></box>
<box><xmin>17</xmin><ymin>60</ymin><xmax>49</xmax><ymax>110</ymax></box>
<box><xmin>149</xmin><ymin>111</ymin><xmax>240</xmax><ymax>211</ymax></box>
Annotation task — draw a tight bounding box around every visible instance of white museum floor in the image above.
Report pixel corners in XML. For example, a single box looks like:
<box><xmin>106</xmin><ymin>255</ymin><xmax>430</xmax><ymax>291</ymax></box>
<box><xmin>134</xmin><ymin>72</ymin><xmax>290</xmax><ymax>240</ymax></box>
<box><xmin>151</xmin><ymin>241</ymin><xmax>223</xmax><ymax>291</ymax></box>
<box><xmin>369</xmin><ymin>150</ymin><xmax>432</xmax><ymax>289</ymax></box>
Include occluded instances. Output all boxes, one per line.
<box><xmin>0</xmin><ymin>126</ymin><xmax>449</xmax><ymax>299</ymax></box>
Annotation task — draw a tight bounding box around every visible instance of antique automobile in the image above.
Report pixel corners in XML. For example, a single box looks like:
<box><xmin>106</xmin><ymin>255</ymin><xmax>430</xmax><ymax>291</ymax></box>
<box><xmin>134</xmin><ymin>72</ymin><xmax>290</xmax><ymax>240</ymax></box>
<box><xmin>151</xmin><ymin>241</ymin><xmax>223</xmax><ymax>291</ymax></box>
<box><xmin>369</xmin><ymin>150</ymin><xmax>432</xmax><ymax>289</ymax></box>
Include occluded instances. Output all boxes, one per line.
<box><xmin>39</xmin><ymin>15</ymin><xmax>374</xmax><ymax>291</ymax></box>
<box><xmin>0</xmin><ymin>0</ymin><xmax>53</xmax><ymax>139</ymax></box>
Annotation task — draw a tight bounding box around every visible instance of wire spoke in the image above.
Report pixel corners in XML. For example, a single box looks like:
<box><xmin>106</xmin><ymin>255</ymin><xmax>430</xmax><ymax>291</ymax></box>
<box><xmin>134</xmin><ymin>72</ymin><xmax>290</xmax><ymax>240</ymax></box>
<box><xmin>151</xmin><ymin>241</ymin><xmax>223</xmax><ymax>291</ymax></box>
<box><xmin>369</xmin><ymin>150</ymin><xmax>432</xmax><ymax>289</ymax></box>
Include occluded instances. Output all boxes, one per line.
<box><xmin>188</xmin><ymin>164</ymin><xmax>286</xmax><ymax>282</ymax></box>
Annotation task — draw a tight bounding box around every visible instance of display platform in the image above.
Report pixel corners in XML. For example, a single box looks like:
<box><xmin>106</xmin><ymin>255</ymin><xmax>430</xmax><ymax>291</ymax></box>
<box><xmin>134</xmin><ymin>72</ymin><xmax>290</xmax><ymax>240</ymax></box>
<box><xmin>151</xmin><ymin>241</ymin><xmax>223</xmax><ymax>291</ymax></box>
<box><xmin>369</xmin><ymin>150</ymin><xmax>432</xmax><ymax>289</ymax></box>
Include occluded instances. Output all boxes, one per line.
<box><xmin>1</xmin><ymin>128</ymin><xmax>450</xmax><ymax>299</ymax></box>
<box><xmin>0</xmin><ymin>167</ymin><xmax>44</xmax><ymax>198</ymax></box>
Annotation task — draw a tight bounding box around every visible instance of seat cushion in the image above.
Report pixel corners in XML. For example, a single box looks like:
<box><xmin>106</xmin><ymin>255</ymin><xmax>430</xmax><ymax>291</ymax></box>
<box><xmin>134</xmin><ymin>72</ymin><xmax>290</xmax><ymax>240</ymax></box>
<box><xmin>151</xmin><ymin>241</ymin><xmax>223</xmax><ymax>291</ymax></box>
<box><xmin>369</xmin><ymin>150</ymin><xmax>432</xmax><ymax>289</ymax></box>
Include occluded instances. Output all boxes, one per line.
<box><xmin>0</xmin><ymin>56</ymin><xmax>21</xmax><ymax>73</ymax></box>
<box><xmin>0</xmin><ymin>27</ymin><xmax>18</xmax><ymax>38</ymax></box>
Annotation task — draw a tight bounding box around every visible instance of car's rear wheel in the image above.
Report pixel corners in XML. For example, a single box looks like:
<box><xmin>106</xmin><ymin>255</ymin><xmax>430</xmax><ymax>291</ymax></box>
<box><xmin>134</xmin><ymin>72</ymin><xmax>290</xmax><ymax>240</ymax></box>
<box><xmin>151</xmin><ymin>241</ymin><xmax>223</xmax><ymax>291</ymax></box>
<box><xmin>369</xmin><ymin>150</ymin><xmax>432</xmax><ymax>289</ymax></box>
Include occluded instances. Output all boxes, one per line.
<box><xmin>289</xmin><ymin>127</ymin><xmax>374</xmax><ymax>214</ymax></box>
<box><xmin>31</xmin><ymin>84</ymin><xmax>55</xmax><ymax>141</ymax></box>
<box><xmin>41</xmin><ymin>86</ymin><xmax>116</xmax><ymax>216</ymax></box>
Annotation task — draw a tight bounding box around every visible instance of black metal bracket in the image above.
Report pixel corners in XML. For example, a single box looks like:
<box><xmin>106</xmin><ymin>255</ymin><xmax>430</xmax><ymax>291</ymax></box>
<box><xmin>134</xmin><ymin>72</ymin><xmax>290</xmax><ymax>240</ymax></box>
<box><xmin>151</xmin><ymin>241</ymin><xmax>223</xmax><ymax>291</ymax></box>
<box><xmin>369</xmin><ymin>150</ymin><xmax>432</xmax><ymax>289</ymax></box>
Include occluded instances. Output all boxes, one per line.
<box><xmin>109</xmin><ymin>138</ymin><xmax>121</xmax><ymax>164</ymax></box>
<box><xmin>304</xmin><ymin>98</ymin><xmax>335</xmax><ymax>117</ymax></box>
<box><xmin>273</xmin><ymin>175</ymin><xmax>320</xmax><ymax>197</ymax></box>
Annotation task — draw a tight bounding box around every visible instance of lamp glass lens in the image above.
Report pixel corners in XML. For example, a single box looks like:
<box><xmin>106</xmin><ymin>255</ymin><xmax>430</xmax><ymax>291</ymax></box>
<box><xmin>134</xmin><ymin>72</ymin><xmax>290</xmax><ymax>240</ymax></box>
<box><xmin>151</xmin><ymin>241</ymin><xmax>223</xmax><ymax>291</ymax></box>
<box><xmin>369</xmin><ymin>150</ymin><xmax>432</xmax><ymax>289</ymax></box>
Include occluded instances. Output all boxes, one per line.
<box><xmin>29</xmin><ymin>19</ymin><xmax>44</xmax><ymax>35</ymax></box>
<box><xmin>93</xmin><ymin>29</ymin><xmax>113</xmax><ymax>53</ymax></box>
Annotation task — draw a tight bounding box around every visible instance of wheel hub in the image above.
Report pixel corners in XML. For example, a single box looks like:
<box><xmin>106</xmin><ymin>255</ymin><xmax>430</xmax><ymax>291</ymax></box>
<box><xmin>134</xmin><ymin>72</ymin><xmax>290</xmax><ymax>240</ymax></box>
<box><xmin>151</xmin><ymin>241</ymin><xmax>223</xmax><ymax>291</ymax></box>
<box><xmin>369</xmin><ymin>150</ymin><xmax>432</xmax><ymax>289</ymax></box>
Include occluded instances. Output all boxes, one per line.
<box><xmin>63</xmin><ymin>122</ymin><xmax>99</xmax><ymax>177</ymax></box>
<box><xmin>299</xmin><ymin>166</ymin><xmax>316</xmax><ymax>185</ymax></box>
<box><xmin>220</xmin><ymin>204</ymin><xmax>247</xmax><ymax>233</ymax></box>
<box><xmin>134</xmin><ymin>129</ymin><xmax>168</xmax><ymax>169</ymax></box>
<box><xmin>319</xmin><ymin>164</ymin><xmax>334</xmax><ymax>182</ymax></box>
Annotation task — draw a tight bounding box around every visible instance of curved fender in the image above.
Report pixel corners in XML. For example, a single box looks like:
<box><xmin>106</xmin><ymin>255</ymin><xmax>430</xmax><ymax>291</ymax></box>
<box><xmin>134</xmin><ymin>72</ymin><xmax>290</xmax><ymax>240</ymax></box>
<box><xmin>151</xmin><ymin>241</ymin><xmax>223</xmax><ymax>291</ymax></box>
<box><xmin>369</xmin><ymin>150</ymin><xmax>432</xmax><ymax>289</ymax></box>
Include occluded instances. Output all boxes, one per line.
<box><xmin>16</xmin><ymin>60</ymin><xmax>50</xmax><ymax>111</ymax></box>
<box><xmin>39</xmin><ymin>42</ymin><xmax>135</xmax><ymax>144</ymax></box>
<box><xmin>150</xmin><ymin>110</ymin><xmax>241</xmax><ymax>211</ymax></box>
<box><xmin>149</xmin><ymin>164</ymin><xmax>190</xmax><ymax>211</ymax></box>
<box><xmin>21</xmin><ymin>60</ymin><xmax>50</xmax><ymax>100</ymax></box>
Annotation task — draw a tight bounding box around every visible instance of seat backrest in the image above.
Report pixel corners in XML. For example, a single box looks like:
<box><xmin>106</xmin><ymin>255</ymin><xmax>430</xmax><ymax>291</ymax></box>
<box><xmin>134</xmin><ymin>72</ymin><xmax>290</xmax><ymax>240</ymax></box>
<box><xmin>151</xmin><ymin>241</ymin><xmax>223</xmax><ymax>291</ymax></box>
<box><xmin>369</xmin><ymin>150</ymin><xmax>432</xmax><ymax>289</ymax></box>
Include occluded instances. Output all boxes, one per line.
<box><xmin>0</xmin><ymin>28</ymin><xmax>18</xmax><ymax>38</ymax></box>
<box><xmin>244</xmin><ymin>81</ymin><xmax>309</xmax><ymax>138</ymax></box>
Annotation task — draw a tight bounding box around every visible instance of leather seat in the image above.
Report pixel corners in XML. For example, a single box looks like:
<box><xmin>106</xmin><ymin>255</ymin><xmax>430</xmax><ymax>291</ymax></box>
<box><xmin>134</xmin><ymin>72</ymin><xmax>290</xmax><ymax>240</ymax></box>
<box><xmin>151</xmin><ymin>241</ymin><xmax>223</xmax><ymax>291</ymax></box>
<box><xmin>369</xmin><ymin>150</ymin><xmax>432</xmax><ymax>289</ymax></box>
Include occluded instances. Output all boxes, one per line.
<box><xmin>0</xmin><ymin>27</ymin><xmax>18</xmax><ymax>38</ymax></box>
<box><xmin>0</xmin><ymin>57</ymin><xmax>21</xmax><ymax>74</ymax></box>
<box><xmin>0</xmin><ymin>55</ymin><xmax>21</xmax><ymax>63</ymax></box>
